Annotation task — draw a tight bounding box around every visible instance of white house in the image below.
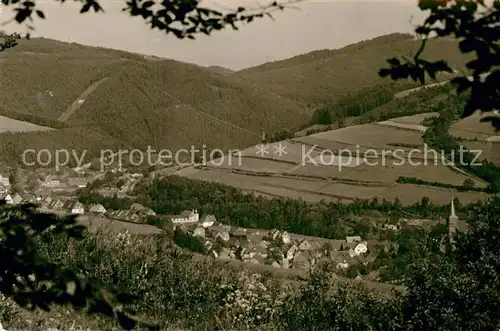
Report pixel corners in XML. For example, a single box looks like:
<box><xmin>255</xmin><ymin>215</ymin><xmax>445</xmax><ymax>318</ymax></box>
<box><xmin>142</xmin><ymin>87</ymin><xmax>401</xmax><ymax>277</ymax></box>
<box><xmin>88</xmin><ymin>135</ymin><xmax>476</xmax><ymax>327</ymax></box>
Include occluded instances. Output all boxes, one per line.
<box><xmin>281</xmin><ymin>231</ymin><xmax>291</xmax><ymax>244</ymax></box>
<box><xmin>5</xmin><ymin>194</ymin><xmax>22</xmax><ymax>205</ymax></box>
<box><xmin>354</xmin><ymin>241</ymin><xmax>368</xmax><ymax>255</ymax></box>
<box><xmin>286</xmin><ymin>244</ymin><xmax>298</xmax><ymax>260</ymax></box>
<box><xmin>70</xmin><ymin>202</ymin><xmax>85</xmax><ymax>215</ymax></box>
<box><xmin>4</xmin><ymin>194</ymin><xmax>13</xmax><ymax>204</ymax></box>
<box><xmin>0</xmin><ymin>174</ymin><xmax>10</xmax><ymax>187</ymax></box>
<box><xmin>168</xmin><ymin>210</ymin><xmax>199</xmax><ymax>225</ymax></box>
<box><xmin>200</xmin><ymin>215</ymin><xmax>216</xmax><ymax>228</ymax></box>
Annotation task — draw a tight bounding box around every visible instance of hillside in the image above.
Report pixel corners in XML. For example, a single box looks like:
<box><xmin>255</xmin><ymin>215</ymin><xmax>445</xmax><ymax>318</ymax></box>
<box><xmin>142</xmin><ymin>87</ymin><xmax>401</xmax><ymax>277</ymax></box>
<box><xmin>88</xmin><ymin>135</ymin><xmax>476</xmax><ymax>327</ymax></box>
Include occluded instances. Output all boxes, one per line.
<box><xmin>0</xmin><ymin>37</ymin><xmax>309</xmax><ymax>165</ymax></box>
<box><xmin>236</xmin><ymin>34</ymin><xmax>468</xmax><ymax>107</ymax></box>
<box><xmin>169</xmin><ymin>110</ymin><xmax>497</xmax><ymax>206</ymax></box>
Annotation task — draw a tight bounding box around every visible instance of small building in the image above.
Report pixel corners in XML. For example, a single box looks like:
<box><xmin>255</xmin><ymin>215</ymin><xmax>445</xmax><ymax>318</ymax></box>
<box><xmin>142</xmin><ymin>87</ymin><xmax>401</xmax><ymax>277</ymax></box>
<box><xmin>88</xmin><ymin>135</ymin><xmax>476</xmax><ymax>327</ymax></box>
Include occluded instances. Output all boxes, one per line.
<box><xmin>286</xmin><ymin>244</ymin><xmax>298</xmax><ymax>260</ymax></box>
<box><xmin>200</xmin><ymin>215</ymin><xmax>216</xmax><ymax>228</ymax></box>
<box><xmin>231</xmin><ymin>227</ymin><xmax>248</xmax><ymax>240</ymax></box>
<box><xmin>346</xmin><ymin>236</ymin><xmax>362</xmax><ymax>244</ymax></box>
<box><xmin>89</xmin><ymin>204</ymin><xmax>107</xmax><ymax>214</ymax></box>
<box><xmin>0</xmin><ymin>174</ymin><xmax>10</xmax><ymax>187</ymax></box>
<box><xmin>68</xmin><ymin>178</ymin><xmax>87</xmax><ymax>188</ymax></box>
<box><xmin>354</xmin><ymin>241</ymin><xmax>368</xmax><ymax>255</ymax></box>
<box><xmin>193</xmin><ymin>227</ymin><xmax>206</xmax><ymax>238</ymax></box>
<box><xmin>70</xmin><ymin>201</ymin><xmax>85</xmax><ymax>215</ymax></box>
<box><xmin>298</xmin><ymin>240</ymin><xmax>313</xmax><ymax>251</ymax></box>
<box><xmin>130</xmin><ymin>203</ymin><xmax>145</xmax><ymax>212</ymax></box>
<box><xmin>6</xmin><ymin>193</ymin><xmax>23</xmax><ymax>205</ymax></box>
<box><xmin>281</xmin><ymin>231</ymin><xmax>292</xmax><ymax>244</ymax></box>
<box><xmin>49</xmin><ymin>199</ymin><xmax>65</xmax><ymax>210</ymax></box>
<box><xmin>214</xmin><ymin>231</ymin><xmax>230</xmax><ymax>242</ymax></box>
<box><xmin>168</xmin><ymin>210</ymin><xmax>199</xmax><ymax>225</ymax></box>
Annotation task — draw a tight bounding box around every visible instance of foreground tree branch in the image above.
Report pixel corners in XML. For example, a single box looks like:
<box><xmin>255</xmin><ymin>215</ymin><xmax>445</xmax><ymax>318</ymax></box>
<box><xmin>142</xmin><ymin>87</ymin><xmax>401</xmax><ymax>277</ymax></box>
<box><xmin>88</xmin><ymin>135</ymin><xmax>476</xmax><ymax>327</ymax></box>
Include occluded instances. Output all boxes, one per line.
<box><xmin>0</xmin><ymin>0</ymin><xmax>299</xmax><ymax>39</ymax></box>
<box><xmin>380</xmin><ymin>0</ymin><xmax>500</xmax><ymax>131</ymax></box>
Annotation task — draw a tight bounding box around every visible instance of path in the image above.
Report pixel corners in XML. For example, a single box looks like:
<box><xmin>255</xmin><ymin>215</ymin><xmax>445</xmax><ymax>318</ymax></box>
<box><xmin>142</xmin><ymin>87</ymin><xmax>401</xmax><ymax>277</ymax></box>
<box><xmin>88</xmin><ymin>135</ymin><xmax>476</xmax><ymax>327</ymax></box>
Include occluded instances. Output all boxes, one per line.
<box><xmin>57</xmin><ymin>77</ymin><xmax>110</xmax><ymax>122</ymax></box>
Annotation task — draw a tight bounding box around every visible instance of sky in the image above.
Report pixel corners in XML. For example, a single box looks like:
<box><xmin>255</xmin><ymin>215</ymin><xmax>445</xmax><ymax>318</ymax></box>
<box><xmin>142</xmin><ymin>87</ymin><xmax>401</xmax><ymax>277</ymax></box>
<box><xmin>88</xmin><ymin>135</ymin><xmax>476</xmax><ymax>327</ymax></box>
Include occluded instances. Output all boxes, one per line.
<box><xmin>1</xmin><ymin>0</ymin><xmax>426</xmax><ymax>70</ymax></box>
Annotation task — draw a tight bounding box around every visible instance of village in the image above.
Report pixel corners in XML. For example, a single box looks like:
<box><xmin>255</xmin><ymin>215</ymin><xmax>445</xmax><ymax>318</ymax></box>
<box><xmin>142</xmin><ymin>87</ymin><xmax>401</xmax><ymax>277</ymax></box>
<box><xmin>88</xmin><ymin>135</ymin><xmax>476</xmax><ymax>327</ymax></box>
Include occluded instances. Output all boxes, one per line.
<box><xmin>0</xmin><ymin>166</ymin><xmax>387</xmax><ymax>273</ymax></box>
<box><xmin>0</xmin><ymin>165</ymin><xmax>460</xmax><ymax>277</ymax></box>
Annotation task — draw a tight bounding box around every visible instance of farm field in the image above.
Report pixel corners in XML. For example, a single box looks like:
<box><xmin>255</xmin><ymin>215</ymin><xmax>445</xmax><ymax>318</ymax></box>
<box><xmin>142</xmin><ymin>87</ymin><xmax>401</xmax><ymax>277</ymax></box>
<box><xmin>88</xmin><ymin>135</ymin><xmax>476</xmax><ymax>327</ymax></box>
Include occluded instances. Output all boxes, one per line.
<box><xmin>375</xmin><ymin>121</ymin><xmax>428</xmax><ymax>133</ymax></box>
<box><xmin>390</xmin><ymin>112</ymin><xmax>438</xmax><ymax>125</ymax></box>
<box><xmin>240</xmin><ymin>141</ymin><xmax>316</xmax><ymax>164</ymax></box>
<box><xmin>460</xmin><ymin>141</ymin><xmax>500</xmax><ymax>165</ymax></box>
<box><xmin>308</xmin><ymin>123</ymin><xmax>425</xmax><ymax>149</ymax></box>
<box><xmin>0</xmin><ymin>115</ymin><xmax>55</xmax><ymax>133</ymax></box>
<box><xmin>171</xmin><ymin>113</ymin><xmax>495</xmax><ymax>206</ymax></box>
<box><xmin>207</xmin><ymin>156</ymin><xmax>295</xmax><ymax>173</ymax></box>
<box><xmin>449</xmin><ymin>111</ymin><xmax>498</xmax><ymax>139</ymax></box>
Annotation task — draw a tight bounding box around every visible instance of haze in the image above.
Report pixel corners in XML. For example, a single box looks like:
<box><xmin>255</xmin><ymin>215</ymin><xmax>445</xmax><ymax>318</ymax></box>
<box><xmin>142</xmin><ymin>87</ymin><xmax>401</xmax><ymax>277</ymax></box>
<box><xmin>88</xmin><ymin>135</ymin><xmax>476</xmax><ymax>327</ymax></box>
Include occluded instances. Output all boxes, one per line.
<box><xmin>1</xmin><ymin>0</ymin><xmax>425</xmax><ymax>70</ymax></box>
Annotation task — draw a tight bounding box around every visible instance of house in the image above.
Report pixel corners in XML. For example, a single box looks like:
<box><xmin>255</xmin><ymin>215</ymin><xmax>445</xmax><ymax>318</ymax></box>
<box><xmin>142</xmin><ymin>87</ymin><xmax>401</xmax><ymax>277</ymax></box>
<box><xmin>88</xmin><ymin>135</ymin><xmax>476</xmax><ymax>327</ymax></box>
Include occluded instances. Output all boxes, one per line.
<box><xmin>249</xmin><ymin>254</ymin><xmax>266</xmax><ymax>265</ymax></box>
<box><xmin>48</xmin><ymin>199</ymin><xmax>65</xmax><ymax>210</ymax></box>
<box><xmin>286</xmin><ymin>244</ymin><xmax>298</xmax><ymax>260</ymax></box>
<box><xmin>22</xmin><ymin>193</ymin><xmax>36</xmax><ymax>203</ymax></box>
<box><xmin>141</xmin><ymin>208</ymin><xmax>156</xmax><ymax>216</ymax></box>
<box><xmin>193</xmin><ymin>227</ymin><xmax>206</xmax><ymax>238</ymax></box>
<box><xmin>4</xmin><ymin>194</ymin><xmax>13</xmax><ymax>204</ymax></box>
<box><xmin>168</xmin><ymin>210</ymin><xmax>199</xmax><ymax>225</ymax></box>
<box><xmin>214</xmin><ymin>231</ymin><xmax>230</xmax><ymax>242</ymax></box>
<box><xmin>89</xmin><ymin>204</ymin><xmax>106</xmax><ymax>214</ymax></box>
<box><xmin>271</xmin><ymin>261</ymin><xmax>281</xmax><ymax>268</ymax></box>
<box><xmin>270</xmin><ymin>229</ymin><xmax>281</xmax><ymax>240</ymax></box>
<box><xmin>68</xmin><ymin>178</ymin><xmax>87</xmax><ymax>188</ymax></box>
<box><xmin>330</xmin><ymin>251</ymin><xmax>350</xmax><ymax>269</ymax></box>
<box><xmin>251</xmin><ymin>245</ymin><xmax>268</xmax><ymax>259</ymax></box>
<box><xmin>200</xmin><ymin>215</ymin><xmax>216</xmax><ymax>228</ymax></box>
<box><xmin>70</xmin><ymin>201</ymin><xmax>85</xmax><ymax>215</ymax></box>
<box><xmin>298</xmin><ymin>240</ymin><xmax>312</xmax><ymax>251</ymax></box>
<box><xmin>281</xmin><ymin>258</ymin><xmax>290</xmax><ymax>269</ymax></box>
<box><xmin>6</xmin><ymin>193</ymin><xmax>23</xmax><ymax>205</ymax></box>
<box><xmin>0</xmin><ymin>174</ymin><xmax>10</xmax><ymax>187</ymax></box>
<box><xmin>130</xmin><ymin>203</ymin><xmax>145</xmax><ymax>212</ymax></box>
<box><xmin>346</xmin><ymin>236</ymin><xmax>362</xmax><ymax>244</ymax></box>
<box><xmin>331</xmin><ymin>240</ymin><xmax>346</xmax><ymax>251</ymax></box>
<box><xmin>231</xmin><ymin>227</ymin><xmax>248</xmax><ymax>240</ymax></box>
<box><xmin>292</xmin><ymin>251</ymin><xmax>310</xmax><ymax>269</ymax></box>
<box><xmin>281</xmin><ymin>231</ymin><xmax>292</xmax><ymax>244</ymax></box>
<box><xmin>354</xmin><ymin>241</ymin><xmax>368</xmax><ymax>255</ymax></box>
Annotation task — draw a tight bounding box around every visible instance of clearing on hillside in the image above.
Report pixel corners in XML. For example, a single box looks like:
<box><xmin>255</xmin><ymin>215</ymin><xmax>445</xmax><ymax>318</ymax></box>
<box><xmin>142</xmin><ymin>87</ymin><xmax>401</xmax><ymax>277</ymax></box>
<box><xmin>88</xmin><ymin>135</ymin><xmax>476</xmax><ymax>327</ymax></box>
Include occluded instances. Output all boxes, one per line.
<box><xmin>0</xmin><ymin>115</ymin><xmax>54</xmax><ymax>133</ymax></box>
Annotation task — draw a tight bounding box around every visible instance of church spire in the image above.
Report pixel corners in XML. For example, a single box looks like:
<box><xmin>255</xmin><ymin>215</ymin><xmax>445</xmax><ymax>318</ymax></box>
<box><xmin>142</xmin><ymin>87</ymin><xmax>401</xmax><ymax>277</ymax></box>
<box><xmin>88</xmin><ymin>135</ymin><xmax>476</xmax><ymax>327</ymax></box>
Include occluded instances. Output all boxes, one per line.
<box><xmin>450</xmin><ymin>196</ymin><xmax>456</xmax><ymax>218</ymax></box>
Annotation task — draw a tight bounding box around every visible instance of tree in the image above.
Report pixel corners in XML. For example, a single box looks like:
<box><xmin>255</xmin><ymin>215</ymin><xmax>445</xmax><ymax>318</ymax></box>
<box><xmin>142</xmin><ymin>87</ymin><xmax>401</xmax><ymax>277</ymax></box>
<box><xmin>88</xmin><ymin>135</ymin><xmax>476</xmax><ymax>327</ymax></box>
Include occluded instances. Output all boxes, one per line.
<box><xmin>0</xmin><ymin>202</ymin><xmax>150</xmax><ymax>329</ymax></box>
<box><xmin>380</xmin><ymin>0</ymin><xmax>500</xmax><ymax>131</ymax></box>
<box><xmin>400</xmin><ymin>197</ymin><xmax>500</xmax><ymax>330</ymax></box>
<box><xmin>463</xmin><ymin>178</ymin><xmax>475</xmax><ymax>189</ymax></box>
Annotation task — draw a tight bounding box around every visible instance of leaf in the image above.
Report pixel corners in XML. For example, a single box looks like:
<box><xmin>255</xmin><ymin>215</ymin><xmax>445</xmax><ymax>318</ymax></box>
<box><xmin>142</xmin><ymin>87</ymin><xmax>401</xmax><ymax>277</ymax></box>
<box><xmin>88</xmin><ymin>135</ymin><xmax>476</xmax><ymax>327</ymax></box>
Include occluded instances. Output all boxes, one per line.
<box><xmin>80</xmin><ymin>3</ymin><xmax>91</xmax><ymax>13</ymax></box>
<box><xmin>35</xmin><ymin>10</ymin><xmax>45</xmax><ymax>19</ymax></box>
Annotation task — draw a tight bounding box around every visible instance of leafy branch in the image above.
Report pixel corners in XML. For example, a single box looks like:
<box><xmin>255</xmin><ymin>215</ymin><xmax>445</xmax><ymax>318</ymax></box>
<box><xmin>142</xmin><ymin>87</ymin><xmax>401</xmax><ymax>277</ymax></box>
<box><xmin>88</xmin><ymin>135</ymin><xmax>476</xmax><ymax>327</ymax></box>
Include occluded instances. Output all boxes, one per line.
<box><xmin>380</xmin><ymin>0</ymin><xmax>500</xmax><ymax>131</ymax></box>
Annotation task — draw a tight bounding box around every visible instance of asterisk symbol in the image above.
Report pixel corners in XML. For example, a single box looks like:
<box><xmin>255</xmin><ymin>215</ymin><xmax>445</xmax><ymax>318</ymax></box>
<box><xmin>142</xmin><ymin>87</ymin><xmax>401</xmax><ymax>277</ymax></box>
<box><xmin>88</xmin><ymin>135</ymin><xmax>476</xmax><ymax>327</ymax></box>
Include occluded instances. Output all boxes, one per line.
<box><xmin>256</xmin><ymin>144</ymin><xmax>270</xmax><ymax>157</ymax></box>
<box><xmin>274</xmin><ymin>143</ymin><xmax>288</xmax><ymax>157</ymax></box>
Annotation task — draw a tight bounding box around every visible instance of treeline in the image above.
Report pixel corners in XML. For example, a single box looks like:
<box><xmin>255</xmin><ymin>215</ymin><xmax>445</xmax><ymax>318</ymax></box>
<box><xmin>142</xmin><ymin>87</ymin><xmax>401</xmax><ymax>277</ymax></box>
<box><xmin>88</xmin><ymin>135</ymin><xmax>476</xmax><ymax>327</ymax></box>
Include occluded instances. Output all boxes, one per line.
<box><xmin>90</xmin><ymin>176</ymin><xmax>470</xmax><ymax>239</ymax></box>
<box><xmin>422</xmin><ymin>94</ymin><xmax>500</xmax><ymax>192</ymax></box>
<box><xmin>396</xmin><ymin>176</ymin><xmax>489</xmax><ymax>193</ymax></box>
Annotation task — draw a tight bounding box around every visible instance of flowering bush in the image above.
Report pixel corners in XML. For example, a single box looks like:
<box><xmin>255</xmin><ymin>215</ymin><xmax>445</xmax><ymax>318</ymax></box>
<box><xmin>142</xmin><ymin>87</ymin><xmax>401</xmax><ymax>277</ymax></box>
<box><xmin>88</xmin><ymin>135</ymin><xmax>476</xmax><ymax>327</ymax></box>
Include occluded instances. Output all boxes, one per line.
<box><xmin>220</xmin><ymin>273</ymin><xmax>284</xmax><ymax>328</ymax></box>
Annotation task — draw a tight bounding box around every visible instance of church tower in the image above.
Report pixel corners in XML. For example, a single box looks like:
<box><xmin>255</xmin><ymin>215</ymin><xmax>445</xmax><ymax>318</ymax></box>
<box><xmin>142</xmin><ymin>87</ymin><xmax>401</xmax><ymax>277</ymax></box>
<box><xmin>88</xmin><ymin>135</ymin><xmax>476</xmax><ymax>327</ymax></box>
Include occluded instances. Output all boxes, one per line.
<box><xmin>448</xmin><ymin>196</ymin><xmax>459</xmax><ymax>247</ymax></box>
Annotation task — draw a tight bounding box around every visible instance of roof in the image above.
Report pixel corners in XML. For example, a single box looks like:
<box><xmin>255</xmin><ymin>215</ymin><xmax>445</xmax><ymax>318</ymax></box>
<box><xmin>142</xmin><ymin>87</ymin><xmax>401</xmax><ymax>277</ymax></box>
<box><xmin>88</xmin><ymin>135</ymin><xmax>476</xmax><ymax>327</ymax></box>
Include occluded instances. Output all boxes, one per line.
<box><xmin>180</xmin><ymin>210</ymin><xmax>194</xmax><ymax>217</ymax></box>
<box><xmin>201</xmin><ymin>215</ymin><xmax>216</xmax><ymax>223</ymax></box>
<box><xmin>331</xmin><ymin>240</ymin><xmax>346</xmax><ymax>250</ymax></box>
